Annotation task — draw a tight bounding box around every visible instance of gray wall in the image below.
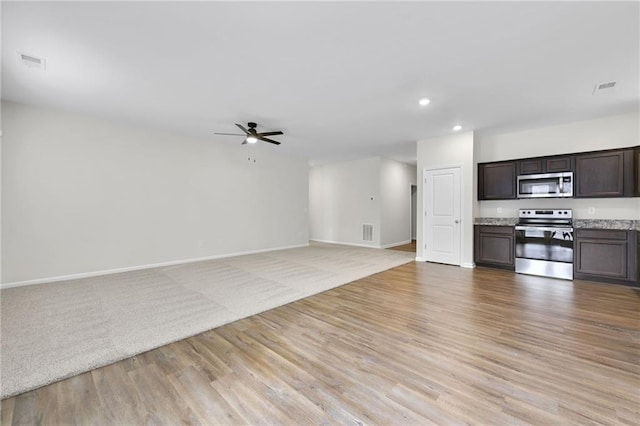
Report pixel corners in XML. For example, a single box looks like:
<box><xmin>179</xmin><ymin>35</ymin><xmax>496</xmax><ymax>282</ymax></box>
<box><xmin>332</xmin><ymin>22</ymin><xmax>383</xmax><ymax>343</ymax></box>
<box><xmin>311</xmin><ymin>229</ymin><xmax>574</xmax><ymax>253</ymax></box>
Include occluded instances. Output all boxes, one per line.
<box><xmin>309</xmin><ymin>157</ymin><xmax>416</xmax><ymax>248</ymax></box>
<box><xmin>380</xmin><ymin>158</ymin><xmax>417</xmax><ymax>247</ymax></box>
<box><xmin>2</xmin><ymin>101</ymin><xmax>310</xmax><ymax>284</ymax></box>
<box><xmin>309</xmin><ymin>157</ymin><xmax>381</xmax><ymax>247</ymax></box>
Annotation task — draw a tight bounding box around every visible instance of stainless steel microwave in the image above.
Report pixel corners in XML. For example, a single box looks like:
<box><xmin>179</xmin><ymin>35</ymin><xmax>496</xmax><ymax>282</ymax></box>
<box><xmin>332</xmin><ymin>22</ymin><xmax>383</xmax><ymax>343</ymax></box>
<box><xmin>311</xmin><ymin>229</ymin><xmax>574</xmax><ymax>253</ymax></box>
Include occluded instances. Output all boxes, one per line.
<box><xmin>517</xmin><ymin>172</ymin><xmax>573</xmax><ymax>198</ymax></box>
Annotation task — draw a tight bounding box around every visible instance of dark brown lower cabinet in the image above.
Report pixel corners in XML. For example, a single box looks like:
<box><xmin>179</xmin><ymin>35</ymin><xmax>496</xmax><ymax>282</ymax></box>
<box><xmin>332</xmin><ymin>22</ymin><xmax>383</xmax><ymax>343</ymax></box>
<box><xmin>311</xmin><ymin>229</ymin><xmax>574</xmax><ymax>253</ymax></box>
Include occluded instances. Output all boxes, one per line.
<box><xmin>474</xmin><ymin>225</ymin><xmax>515</xmax><ymax>270</ymax></box>
<box><xmin>574</xmin><ymin>229</ymin><xmax>638</xmax><ymax>286</ymax></box>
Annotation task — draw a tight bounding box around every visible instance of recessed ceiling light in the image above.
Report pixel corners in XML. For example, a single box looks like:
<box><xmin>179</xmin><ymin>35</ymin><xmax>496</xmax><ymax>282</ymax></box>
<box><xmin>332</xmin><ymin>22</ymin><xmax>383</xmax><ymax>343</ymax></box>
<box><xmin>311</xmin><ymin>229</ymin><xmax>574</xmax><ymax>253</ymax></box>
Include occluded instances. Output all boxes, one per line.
<box><xmin>452</xmin><ymin>125</ymin><xmax>462</xmax><ymax>131</ymax></box>
<box><xmin>419</xmin><ymin>98</ymin><xmax>430</xmax><ymax>106</ymax></box>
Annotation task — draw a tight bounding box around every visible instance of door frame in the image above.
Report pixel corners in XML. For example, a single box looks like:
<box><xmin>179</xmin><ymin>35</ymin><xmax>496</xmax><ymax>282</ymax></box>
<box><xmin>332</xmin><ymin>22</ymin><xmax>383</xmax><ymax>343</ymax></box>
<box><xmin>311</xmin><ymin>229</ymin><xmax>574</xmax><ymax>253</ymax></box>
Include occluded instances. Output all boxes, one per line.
<box><xmin>409</xmin><ymin>184</ymin><xmax>417</xmax><ymax>242</ymax></box>
<box><xmin>420</xmin><ymin>164</ymin><xmax>463</xmax><ymax>266</ymax></box>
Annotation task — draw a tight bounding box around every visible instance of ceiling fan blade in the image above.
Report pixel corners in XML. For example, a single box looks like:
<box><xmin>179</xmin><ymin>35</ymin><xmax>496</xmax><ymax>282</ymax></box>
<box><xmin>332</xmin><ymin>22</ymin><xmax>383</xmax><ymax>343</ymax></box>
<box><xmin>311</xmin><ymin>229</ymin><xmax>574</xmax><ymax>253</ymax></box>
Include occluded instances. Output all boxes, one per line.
<box><xmin>214</xmin><ymin>132</ymin><xmax>245</xmax><ymax>136</ymax></box>
<box><xmin>235</xmin><ymin>123</ymin><xmax>249</xmax><ymax>134</ymax></box>
<box><xmin>259</xmin><ymin>136</ymin><xmax>281</xmax><ymax>145</ymax></box>
<box><xmin>257</xmin><ymin>131</ymin><xmax>283</xmax><ymax>137</ymax></box>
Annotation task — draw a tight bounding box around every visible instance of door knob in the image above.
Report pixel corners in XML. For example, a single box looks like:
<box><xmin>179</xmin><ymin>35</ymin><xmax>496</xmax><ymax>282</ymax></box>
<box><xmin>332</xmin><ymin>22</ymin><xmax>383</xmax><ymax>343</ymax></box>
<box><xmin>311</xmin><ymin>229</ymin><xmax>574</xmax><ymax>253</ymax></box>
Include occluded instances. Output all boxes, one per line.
<box><xmin>454</xmin><ymin>220</ymin><xmax>460</xmax><ymax>224</ymax></box>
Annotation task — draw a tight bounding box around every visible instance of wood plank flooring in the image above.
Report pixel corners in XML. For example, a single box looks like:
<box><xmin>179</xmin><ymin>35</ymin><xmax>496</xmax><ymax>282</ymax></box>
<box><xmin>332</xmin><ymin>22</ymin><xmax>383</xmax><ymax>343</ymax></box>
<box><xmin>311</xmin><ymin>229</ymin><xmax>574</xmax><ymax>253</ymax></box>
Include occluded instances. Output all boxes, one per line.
<box><xmin>2</xmin><ymin>260</ymin><xmax>639</xmax><ymax>425</ymax></box>
<box><xmin>387</xmin><ymin>240</ymin><xmax>416</xmax><ymax>253</ymax></box>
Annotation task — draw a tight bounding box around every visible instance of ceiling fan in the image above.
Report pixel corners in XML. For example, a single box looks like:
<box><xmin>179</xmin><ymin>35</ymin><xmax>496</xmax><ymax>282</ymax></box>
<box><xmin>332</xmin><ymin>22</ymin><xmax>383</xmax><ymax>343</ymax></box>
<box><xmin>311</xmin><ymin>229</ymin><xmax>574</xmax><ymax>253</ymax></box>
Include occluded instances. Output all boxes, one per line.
<box><xmin>214</xmin><ymin>122</ymin><xmax>283</xmax><ymax>145</ymax></box>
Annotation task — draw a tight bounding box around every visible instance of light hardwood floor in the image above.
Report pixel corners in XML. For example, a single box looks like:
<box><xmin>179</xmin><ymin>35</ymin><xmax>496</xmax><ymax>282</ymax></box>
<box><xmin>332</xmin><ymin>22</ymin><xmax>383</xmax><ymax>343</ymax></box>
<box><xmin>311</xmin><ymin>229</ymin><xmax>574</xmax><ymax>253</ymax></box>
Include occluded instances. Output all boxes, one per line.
<box><xmin>2</xmin><ymin>260</ymin><xmax>639</xmax><ymax>425</ymax></box>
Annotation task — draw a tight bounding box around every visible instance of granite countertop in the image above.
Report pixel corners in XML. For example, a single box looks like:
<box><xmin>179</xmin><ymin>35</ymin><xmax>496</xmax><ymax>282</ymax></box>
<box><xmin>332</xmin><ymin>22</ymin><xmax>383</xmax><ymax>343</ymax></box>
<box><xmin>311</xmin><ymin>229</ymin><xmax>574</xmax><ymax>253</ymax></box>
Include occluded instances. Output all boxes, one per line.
<box><xmin>474</xmin><ymin>217</ymin><xmax>518</xmax><ymax>226</ymax></box>
<box><xmin>573</xmin><ymin>219</ymin><xmax>640</xmax><ymax>231</ymax></box>
<box><xmin>474</xmin><ymin>218</ymin><xmax>640</xmax><ymax>231</ymax></box>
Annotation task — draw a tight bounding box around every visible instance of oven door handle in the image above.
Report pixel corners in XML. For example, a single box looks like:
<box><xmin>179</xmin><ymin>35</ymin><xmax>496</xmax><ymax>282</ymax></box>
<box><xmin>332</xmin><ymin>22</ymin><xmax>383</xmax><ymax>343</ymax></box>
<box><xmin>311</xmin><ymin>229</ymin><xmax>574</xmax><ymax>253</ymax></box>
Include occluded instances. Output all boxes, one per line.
<box><xmin>515</xmin><ymin>226</ymin><xmax>574</xmax><ymax>232</ymax></box>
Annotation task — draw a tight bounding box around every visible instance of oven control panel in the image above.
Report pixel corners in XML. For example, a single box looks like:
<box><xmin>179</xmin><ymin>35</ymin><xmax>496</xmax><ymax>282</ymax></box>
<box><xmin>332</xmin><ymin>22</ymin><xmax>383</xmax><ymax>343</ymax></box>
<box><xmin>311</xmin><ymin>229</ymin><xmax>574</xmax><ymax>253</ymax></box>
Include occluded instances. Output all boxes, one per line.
<box><xmin>518</xmin><ymin>209</ymin><xmax>572</xmax><ymax>219</ymax></box>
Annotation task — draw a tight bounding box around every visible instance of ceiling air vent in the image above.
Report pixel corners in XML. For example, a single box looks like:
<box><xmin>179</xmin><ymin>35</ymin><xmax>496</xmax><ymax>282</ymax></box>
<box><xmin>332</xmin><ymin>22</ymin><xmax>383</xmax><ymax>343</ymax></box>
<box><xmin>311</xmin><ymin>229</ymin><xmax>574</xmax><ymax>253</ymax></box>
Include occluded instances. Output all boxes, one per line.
<box><xmin>17</xmin><ymin>52</ymin><xmax>46</xmax><ymax>70</ymax></box>
<box><xmin>592</xmin><ymin>81</ymin><xmax>615</xmax><ymax>94</ymax></box>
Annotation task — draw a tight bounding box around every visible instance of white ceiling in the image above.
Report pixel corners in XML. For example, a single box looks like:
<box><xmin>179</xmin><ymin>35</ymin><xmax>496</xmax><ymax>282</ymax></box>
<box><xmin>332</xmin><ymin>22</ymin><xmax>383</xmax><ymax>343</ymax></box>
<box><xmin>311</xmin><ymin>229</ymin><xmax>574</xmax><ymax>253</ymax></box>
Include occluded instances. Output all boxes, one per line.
<box><xmin>2</xmin><ymin>1</ymin><xmax>639</xmax><ymax>165</ymax></box>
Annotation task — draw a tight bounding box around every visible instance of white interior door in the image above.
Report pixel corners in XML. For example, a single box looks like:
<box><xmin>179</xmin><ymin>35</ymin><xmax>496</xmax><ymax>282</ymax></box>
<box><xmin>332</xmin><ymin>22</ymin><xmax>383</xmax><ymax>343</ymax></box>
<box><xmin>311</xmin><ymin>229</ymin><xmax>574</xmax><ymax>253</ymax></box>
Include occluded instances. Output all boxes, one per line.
<box><xmin>424</xmin><ymin>167</ymin><xmax>461</xmax><ymax>265</ymax></box>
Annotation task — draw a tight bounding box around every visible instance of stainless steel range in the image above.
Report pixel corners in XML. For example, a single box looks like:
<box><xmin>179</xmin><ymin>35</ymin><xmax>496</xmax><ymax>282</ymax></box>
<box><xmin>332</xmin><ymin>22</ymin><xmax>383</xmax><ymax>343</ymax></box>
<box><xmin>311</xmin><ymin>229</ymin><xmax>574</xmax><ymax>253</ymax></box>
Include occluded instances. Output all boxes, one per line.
<box><xmin>515</xmin><ymin>209</ymin><xmax>574</xmax><ymax>280</ymax></box>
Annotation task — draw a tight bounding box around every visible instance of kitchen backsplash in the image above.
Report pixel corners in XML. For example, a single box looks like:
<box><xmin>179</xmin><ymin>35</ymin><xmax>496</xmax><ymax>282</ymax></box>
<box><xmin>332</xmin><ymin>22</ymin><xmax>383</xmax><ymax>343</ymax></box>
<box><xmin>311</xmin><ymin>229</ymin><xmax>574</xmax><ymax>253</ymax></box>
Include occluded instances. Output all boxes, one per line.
<box><xmin>477</xmin><ymin>198</ymin><xmax>639</xmax><ymax>220</ymax></box>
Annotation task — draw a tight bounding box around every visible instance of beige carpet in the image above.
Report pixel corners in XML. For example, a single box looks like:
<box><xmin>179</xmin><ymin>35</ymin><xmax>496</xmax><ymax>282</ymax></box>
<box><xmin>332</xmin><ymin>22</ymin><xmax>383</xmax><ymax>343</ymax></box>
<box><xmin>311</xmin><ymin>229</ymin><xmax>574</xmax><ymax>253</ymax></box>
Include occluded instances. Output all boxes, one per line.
<box><xmin>0</xmin><ymin>242</ymin><xmax>414</xmax><ymax>398</ymax></box>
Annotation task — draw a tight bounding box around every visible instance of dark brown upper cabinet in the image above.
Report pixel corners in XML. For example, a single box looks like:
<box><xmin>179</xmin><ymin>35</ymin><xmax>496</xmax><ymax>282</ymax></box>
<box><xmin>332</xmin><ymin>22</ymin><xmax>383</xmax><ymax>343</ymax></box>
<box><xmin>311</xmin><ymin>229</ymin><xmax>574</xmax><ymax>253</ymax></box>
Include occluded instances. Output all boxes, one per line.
<box><xmin>518</xmin><ymin>159</ymin><xmax>544</xmax><ymax>175</ymax></box>
<box><xmin>517</xmin><ymin>155</ymin><xmax>574</xmax><ymax>175</ymax></box>
<box><xmin>478</xmin><ymin>146</ymin><xmax>638</xmax><ymax>201</ymax></box>
<box><xmin>478</xmin><ymin>161</ymin><xmax>516</xmax><ymax>200</ymax></box>
<box><xmin>546</xmin><ymin>156</ymin><xmax>574</xmax><ymax>173</ymax></box>
<box><xmin>574</xmin><ymin>149</ymin><xmax>634</xmax><ymax>198</ymax></box>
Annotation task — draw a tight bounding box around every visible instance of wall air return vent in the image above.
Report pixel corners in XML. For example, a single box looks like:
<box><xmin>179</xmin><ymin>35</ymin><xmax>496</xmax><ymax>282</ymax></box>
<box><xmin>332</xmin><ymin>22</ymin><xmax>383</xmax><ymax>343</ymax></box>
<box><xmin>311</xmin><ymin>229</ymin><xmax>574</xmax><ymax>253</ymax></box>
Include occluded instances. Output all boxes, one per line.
<box><xmin>362</xmin><ymin>224</ymin><xmax>373</xmax><ymax>242</ymax></box>
<box><xmin>17</xmin><ymin>52</ymin><xmax>46</xmax><ymax>70</ymax></box>
<box><xmin>592</xmin><ymin>81</ymin><xmax>615</xmax><ymax>94</ymax></box>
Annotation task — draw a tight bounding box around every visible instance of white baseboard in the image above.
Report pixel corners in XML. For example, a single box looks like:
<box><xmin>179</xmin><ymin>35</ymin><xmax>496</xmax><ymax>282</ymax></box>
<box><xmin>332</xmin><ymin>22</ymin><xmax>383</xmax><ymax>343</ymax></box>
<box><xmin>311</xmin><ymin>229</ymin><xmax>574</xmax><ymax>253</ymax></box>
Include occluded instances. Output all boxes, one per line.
<box><xmin>380</xmin><ymin>240</ymin><xmax>412</xmax><ymax>249</ymax></box>
<box><xmin>1</xmin><ymin>243</ymin><xmax>310</xmax><ymax>289</ymax></box>
<box><xmin>311</xmin><ymin>239</ymin><xmax>413</xmax><ymax>250</ymax></box>
<box><xmin>310</xmin><ymin>239</ymin><xmax>380</xmax><ymax>249</ymax></box>
<box><xmin>415</xmin><ymin>256</ymin><xmax>427</xmax><ymax>262</ymax></box>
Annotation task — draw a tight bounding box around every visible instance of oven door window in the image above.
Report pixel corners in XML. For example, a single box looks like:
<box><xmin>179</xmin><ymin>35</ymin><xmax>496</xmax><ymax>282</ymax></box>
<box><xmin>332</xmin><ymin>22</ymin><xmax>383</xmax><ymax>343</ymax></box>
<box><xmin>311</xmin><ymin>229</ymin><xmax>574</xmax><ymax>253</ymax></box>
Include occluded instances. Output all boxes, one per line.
<box><xmin>515</xmin><ymin>228</ymin><xmax>573</xmax><ymax>263</ymax></box>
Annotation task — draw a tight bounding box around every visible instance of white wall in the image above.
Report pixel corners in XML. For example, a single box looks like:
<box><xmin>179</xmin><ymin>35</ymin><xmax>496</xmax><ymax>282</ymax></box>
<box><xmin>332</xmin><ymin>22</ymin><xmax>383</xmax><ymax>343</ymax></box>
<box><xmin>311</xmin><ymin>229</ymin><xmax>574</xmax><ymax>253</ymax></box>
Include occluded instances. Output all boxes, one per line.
<box><xmin>309</xmin><ymin>157</ymin><xmax>381</xmax><ymax>247</ymax></box>
<box><xmin>2</xmin><ymin>101</ymin><xmax>309</xmax><ymax>284</ymax></box>
<box><xmin>417</xmin><ymin>131</ymin><xmax>476</xmax><ymax>267</ymax></box>
<box><xmin>476</xmin><ymin>112</ymin><xmax>640</xmax><ymax>219</ymax></box>
<box><xmin>0</xmin><ymin>102</ymin><xmax>3</xmax><ymax>283</ymax></box>
<box><xmin>380</xmin><ymin>158</ymin><xmax>417</xmax><ymax>247</ymax></box>
<box><xmin>475</xmin><ymin>112</ymin><xmax>639</xmax><ymax>163</ymax></box>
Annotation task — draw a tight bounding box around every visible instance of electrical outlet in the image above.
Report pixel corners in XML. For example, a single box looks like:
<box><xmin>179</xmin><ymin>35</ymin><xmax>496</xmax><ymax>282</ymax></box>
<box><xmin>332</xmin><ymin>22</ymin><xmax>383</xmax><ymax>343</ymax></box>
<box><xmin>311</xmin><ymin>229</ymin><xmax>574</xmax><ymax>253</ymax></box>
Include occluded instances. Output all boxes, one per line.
<box><xmin>497</xmin><ymin>207</ymin><xmax>503</xmax><ymax>214</ymax></box>
<box><xmin>588</xmin><ymin>207</ymin><xmax>596</xmax><ymax>215</ymax></box>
